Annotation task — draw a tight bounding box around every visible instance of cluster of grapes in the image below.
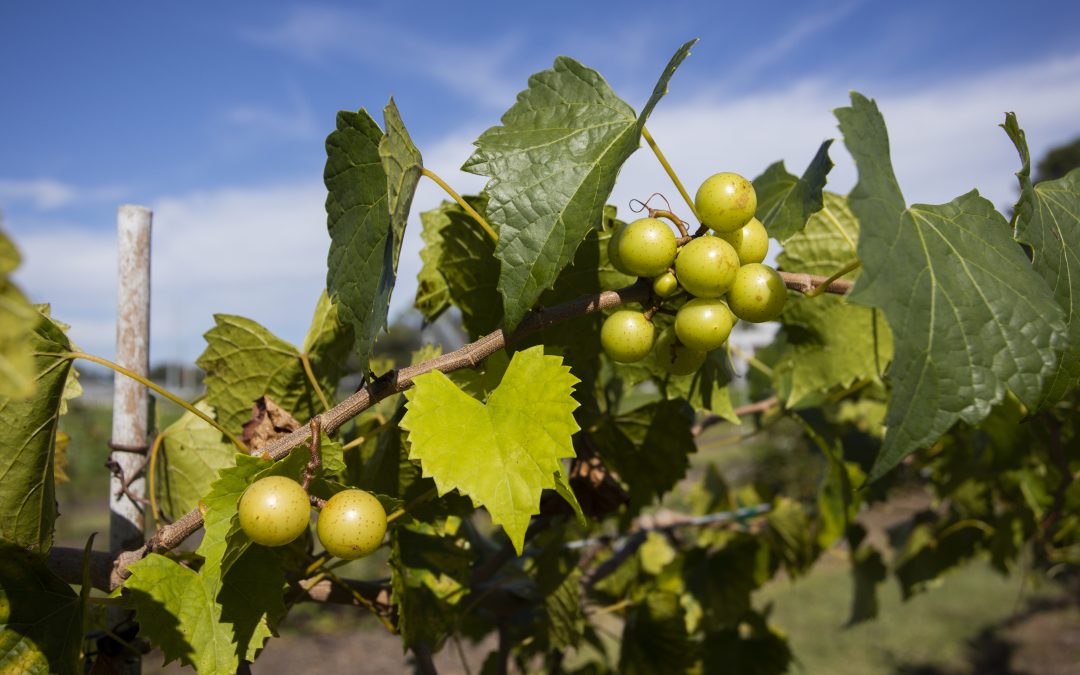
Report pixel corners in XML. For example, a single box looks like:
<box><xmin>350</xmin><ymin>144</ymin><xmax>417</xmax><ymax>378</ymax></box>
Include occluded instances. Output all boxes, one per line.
<box><xmin>602</xmin><ymin>172</ymin><xmax>786</xmax><ymax>374</ymax></box>
<box><xmin>237</xmin><ymin>476</ymin><xmax>388</xmax><ymax>560</ymax></box>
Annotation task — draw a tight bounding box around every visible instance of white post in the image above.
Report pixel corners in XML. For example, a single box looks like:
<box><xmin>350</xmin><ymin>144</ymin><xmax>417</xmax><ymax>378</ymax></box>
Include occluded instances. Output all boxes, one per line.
<box><xmin>109</xmin><ymin>205</ymin><xmax>151</xmax><ymax>555</ymax></box>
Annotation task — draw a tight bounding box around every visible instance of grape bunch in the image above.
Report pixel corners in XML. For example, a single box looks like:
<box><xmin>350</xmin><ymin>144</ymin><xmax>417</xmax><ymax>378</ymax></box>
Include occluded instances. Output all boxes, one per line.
<box><xmin>601</xmin><ymin>172</ymin><xmax>786</xmax><ymax>373</ymax></box>
<box><xmin>237</xmin><ymin>476</ymin><xmax>388</xmax><ymax>560</ymax></box>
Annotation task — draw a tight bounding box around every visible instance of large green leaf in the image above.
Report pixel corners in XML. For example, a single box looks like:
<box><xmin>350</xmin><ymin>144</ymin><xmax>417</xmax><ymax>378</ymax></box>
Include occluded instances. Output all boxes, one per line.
<box><xmin>0</xmin><ymin>542</ymin><xmax>81</xmax><ymax>675</ymax></box>
<box><xmin>300</xmin><ymin>290</ymin><xmax>354</xmax><ymax>398</ymax></box>
<box><xmin>836</xmin><ymin>92</ymin><xmax>1066</xmax><ymax>481</ymax></box>
<box><xmin>436</xmin><ymin>196</ymin><xmax>503</xmax><ymax>338</ymax></box>
<box><xmin>0</xmin><ymin>226</ymin><xmax>38</xmax><ymax>398</ymax></box>
<box><xmin>464</xmin><ymin>40</ymin><xmax>697</xmax><ymax>330</ymax></box>
<box><xmin>753</xmin><ymin>139</ymin><xmax>834</xmax><ymax>242</ymax></box>
<box><xmin>1002</xmin><ymin>114</ymin><xmax>1080</xmax><ymax>404</ymax></box>
<box><xmin>619</xmin><ymin>591</ymin><xmax>697</xmax><ymax>675</ymax></box>
<box><xmin>0</xmin><ymin>311</ymin><xmax>71</xmax><ymax>552</ymax></box>
<box><xmin>593</xmin><ymin>399</ymin><xmax>697</xmax><ymax>514</ymax></box>
<box><xmin>156</xmin><ymin>401</ymin><xmax>236</xmax><ymax>520</ymax></box>
<box><xmin>774</xmin><ymin>192</ymin><xmax>893</xmax><ymax>407</ymax></box>
<box><xmin>126</xmin><ymin>548</ymin><xmax>286</xmax><ymax>674</ymax></box>
<box><xmin>197</xmin><ymin>314</ymin><xmax>321</xmax><ymax>434</ymax></box>
<box><xmin>400</xmin><ymin>346</ymin><xmax>581</xmax><ymax>553</ymax></box>
<box><xmin>325</xmin><ymin>101</ymin><xmax>418</xmax><ymax>371</ymax></box>
<box><xmin>413</xmin><ymin>203</ymin><xmax>452</xmax><ymax>322</ymax></box>
<box><xmin>380</xmin><ymin>98</ymin><xmax>422</xmax><ymax>263</ymax></box>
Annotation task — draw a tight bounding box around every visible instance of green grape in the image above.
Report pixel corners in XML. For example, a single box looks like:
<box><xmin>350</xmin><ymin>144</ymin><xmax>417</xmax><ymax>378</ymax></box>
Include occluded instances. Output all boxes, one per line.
<box><xmin>719</xmin><ymin>216</ymin><xmax>768</xmax><ymax>265</ymax></box>
<box><xmin>316</xmin><ymin>489</ymin><xmax>388</xmax><ymax>560</ymax></box>
<box><xmin>727</xmin><ymin>263</ymin><xmax>787</xmax><ymax>323</ymax></box>
<box><xmin>607</xmin><ymin>222</ymin><xmax>630</xmax><ymax>274</ymax></box>
<box><xmin>652</xmin><ymin>271</ymin><xmax>679</xmax><ymax>298</ymax></box>
<box><xmin>237</xmin><ymin>476</ymin><xmax>311</xmax><ymax>547</ymax></box>
<box><xmin>674</xmin><ymin>297</ymin><xmax>735</xmax><ymax>351</ymax></box>
<box><xmin>673</xmin><ymin>235</ymin><xmax>740</xmax><ymax>298</ymax></box>
<box><xmin>654</xmin><ymin>329</ymin><xmax>707</xmax><ymax>376</ymax></box>
<box><xmin>617</xmin><ymin>217</ymin><xmax>678</xmax><ymax>277</ymax></box>
<box><xmin>695</xmin><ymin>172</ymin><xmax>757</xmax><ymax>233</ymax></box>
<box><xmin>601</xmin><ymin>310</ymin><xmax>656</xmax><ymax>363</ymax></box>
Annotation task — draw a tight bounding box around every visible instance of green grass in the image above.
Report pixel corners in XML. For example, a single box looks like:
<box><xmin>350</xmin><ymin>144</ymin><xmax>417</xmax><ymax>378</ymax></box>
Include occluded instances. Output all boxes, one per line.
<box><xmin>757</xmin><ymin>556</ymin><xmax>1053</xmax><ymax>674</ymax></box>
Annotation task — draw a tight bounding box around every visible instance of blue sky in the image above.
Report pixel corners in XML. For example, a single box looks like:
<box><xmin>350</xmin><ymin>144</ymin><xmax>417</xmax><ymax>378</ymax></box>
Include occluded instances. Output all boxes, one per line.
<box><xmin>4</xmin><ymin>1</ymin><xmax>1080</xmax><ymax>363</ymax></box>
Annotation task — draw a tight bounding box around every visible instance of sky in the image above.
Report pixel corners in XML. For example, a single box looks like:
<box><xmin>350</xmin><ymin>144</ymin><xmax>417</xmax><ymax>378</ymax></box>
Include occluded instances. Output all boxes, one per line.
<box><xmin>3</xmin><ymin>1</ymin><xmax>1080</xmax><ymax>364</ymax></box>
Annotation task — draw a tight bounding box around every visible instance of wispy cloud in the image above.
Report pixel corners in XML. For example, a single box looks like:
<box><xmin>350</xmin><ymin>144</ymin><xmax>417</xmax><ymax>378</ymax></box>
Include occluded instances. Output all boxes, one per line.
<box><xmin>241</xmin><ymin>6</ymin><xmax>522</xmax><ymax>108</ymax></box>
<box><xmin>223</xmin><ymin>81</ymin><xmax>319</xmax><ymax>140</ymax></box>
<box><xmin>0</xmin><ymin>178</ymin><xmax>125</xmax><ymax>211</ymax></box>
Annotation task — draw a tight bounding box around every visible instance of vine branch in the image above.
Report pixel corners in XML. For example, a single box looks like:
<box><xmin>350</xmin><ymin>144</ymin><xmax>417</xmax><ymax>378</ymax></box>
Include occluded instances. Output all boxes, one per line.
<box><xmin>109</xmin><ymin>271</ymin><xmax>850</xmax><ymax>582</ymax></box>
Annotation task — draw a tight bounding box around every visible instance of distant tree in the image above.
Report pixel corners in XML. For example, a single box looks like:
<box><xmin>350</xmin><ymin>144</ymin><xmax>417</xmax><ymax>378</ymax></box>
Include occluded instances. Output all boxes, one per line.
<box><xmin>1035</xmin><ymin>136</ymin><xmax>1080</xmax><ymax>181</ymax></box>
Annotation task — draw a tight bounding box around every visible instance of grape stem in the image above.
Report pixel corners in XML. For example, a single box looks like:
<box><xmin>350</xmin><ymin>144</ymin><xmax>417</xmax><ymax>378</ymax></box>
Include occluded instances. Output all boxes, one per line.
<box><xmin>64</xmin><ymin>351</ymin><xmax>247</xmax><ymax>453</ymax></box>
<box><xmin>299</xmin><ymin>352</ymin><xmax>331</xmax><ymax>411</ymax></box>
<box><xmin>649</xmin><ymin>209</ymin><xmax>690</xmax><ymax>238</ymax></box>
<box><xmin>301</xmin><ymin>417</ymin><xmax>322</xmax><ymax>490</ymax></box>
<box><xmin>641</xmin><ymin>126</ymin><xmax>699</xmax><ymax>222</ymax></box>
<box><xmin>107</xmin><ymin>273</ymin><xmax>850</xmax><ymax>583</ymax></box>
<box><xmin>421</xmin><ymin>166</ymin><xmax>498</xmax><ymax>242</ymax></box>
<box><xmin>803</xmin><ymin>259</ymin><xmax>861</xmax><ymax>298</ymax></box>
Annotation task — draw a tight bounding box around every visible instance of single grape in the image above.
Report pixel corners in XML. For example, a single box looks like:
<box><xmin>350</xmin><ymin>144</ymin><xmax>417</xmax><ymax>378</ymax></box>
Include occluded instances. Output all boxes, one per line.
<box><xmin>607</xmin><ymin>222</ymin><xmax>630</xmax><ymax>274</ymax></box>
<box><xmin>601</xmin><ymin>310</ymin><xmax>656</xmax><ymax>363</ymax></box>
<box><xmin>654</xmin><ymin>329</ymin><xmax>707</xmax><ymax>376</ymax></box>
<box><xmin>727</xmin><ymin>263</ymin><xmax>787</xmax><ymax>323</ymax></box>
<box><xmin>237</xmin><ymin>476</ymin><xmax>311</xmax><ymax>547</ymax></box>
<box><xmin>316</xmin><ymin>489</ymin><xmax>388</xmax><ymax>560</ymax></box>
<box><xmin>652</xmin><ymin>271</ymin><xmax>679</xmax><ymax>298</ymax></box>
<box><xmin>674</xmin><ymin>298</ymin><xmax>735</xmax><ymax>351</ymax></box>
<box><xmin>673</xmin><ymin>236</ymin><xmax>740</xmax><ymax>298</ymax></box>
<box><xmin>695</xmin><ymin>172</ymin><xmax>757</xmax><ymax>233</ymax></box>
<box><xmin>719</xmin><ymin>217</ymin><xmax>768</xmax><ymax>265</ymax></box>
<box><xmin>617</xmin><ymin>217</ymin><xmax>678</xmax><ymax>277</ymax></box>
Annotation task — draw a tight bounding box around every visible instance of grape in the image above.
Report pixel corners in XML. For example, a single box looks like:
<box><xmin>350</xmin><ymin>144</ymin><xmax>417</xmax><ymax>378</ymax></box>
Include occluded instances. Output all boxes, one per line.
<box><xmin>673</xmin><ymin>236</ymin><xmax>740</xmax><ymax>298</ymax></box>
<box><xmin>316</xmin><ymin>489</ymin><xmax>388</xmax><ymax>560</ymax></box>
<box><xmin>727</xmin><ymin>263</ymin><xmax>787</xmax><ymax>322</ymax></box>
<box><xmin>617</xmin><ymin>217</ymin><xmax>677</xmax><ymax>277</ymax></box>
<box><xmin>601</xmin><ymin>310</ymin><xmax>655</xmax><ymax>363</ymax></box>
<box><xmin>654</xmin><ymin>329</ymin><xmax>707</xmax><ymax>376</ymax></box>
<box><xmin>652</xmin><ymin>271</ymin><xmax>679</xmax><ymax>298</ymax></box>
<box><xmin>607</xmin><ymin>222</ymin><xmax>630</xmax><ymax>274</ymax></box>
<box><xmin>695</xmin><ymin>172</ymin><xmax>756</xmax><ymax>233</ymax></box>
<box><xmin>674</xmin><ymin>298</ymin><xmax>735</xmax><ymax>351</ymax></box>
<box><xmin>237</xmin><ymin>476</ymin><xmax>311</xmax><ymax>547</ymax></box>
<box><xmin>719</xmin><ymin>217</ymin><xmax>768</xmax><ymax>265</ymax></box>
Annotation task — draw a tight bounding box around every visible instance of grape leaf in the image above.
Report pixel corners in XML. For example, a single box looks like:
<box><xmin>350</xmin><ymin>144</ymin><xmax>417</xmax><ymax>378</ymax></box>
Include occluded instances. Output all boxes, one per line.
<box><xmin>125</xmin><ymin>548</ymin><xmax>286</xmax><ymax>673</ymax></box>
<box><xmin>0</xmin><ymin>542</ymin><xmax>81</xmax><ymax>675</ymax></box>
<box><xmin>1002</xmin><ymin>114</ymin><xmax>1080</xmax><ymax>404</ymax></box>
<box><xmin>390</xmin><ymin>521</ymin><xmax>472</xmax><ymax>650</ymax></box>
<box><xmin>836</xmin><ymin>92</ymin><xmax>1066</xmax><ymax>481</ymax></box>
<box><xmin>156</xmin><ymin>401</ymin><xmax>236</xmax><ymax>520</ymax></box>
<box><xmin>464</xmin><ymin>40</ymin><xmax>697</xmax><ymax>330</ymax></box>
<box><xmin>684</xmin><ymin>532</ymin><xmax>767</xmax><ymax>631</ymax></box>
<box><xmin>753</xmin><ymin>139</ymin><xmax>834</xmax><ymax>242</ymax></box>
<box><xmin>593</xmin><ymin>399</ymin><xmax>697</xmax><ymax>515</ymax></box>
<box><xmin>437</xmin><ymin>196</ymin><xmax>503</xmax><ymax>338</ymax></box>
<box><xmin>400</xmin><ymin>346</ymin><xmax>580</xmax><ymax>554</ymax></box>
<box><xmin>774</xmin><ymin>192</ymin><xmax>893</xmax><ymax>407</ymax></box>
<box><xmin>702</xmin><ymin>610</ymin><xmax>792</xmax><ymax>675</ymax></box>
<box><xmin>325</xmin><ymin>102</ymin><xmax>416</xmax><ymax>372</ymax></box>
<box><xmin>414</xmin><ymin>203</ymin><xmax>452</xmax><ymax>322</ymax></box>
<box><xmin>0</xmin><ymin>311</ymin><xmax>71</xmax><ymax>552</ymax></box>
<box><xmin>197</xmin><ymin>314</ymin><xmax>322</xmax><ymax>433</ymax></box>
<box><xmin>762</xmin><ymin>497</ymin><xmax>815</xmax><ymax>577</ymax></box>
<box><xmin>0</xmin><ymin>225</ymin><xmax>38</xmax><ymax>399</ymax></box>
<box><xmin>380</xmin><ymin>97</ymin><xmax>422</xmax><ymax>262</ymax></box>
<box><xmin>619</xmin><ymin>591</ymin><xmax>697</xmax><ymax>675</ymax></box>
<box><xmin>301</xmin><ymin>290</ymin><xmax>354</xmax><ymax>399</ymax></box>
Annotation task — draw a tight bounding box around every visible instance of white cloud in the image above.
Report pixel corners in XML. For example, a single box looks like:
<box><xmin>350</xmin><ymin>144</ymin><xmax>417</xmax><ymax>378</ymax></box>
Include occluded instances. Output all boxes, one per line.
<box><xmin>10</xmin><ymin>51</ymin><xmax>1080</xmax><ymax>364</ymax></box>
<box><xmin>223</xmin><ymin>82</ymin><xmax>318</xmax><ymax>140</ymax></box>
<box><xmin>0</xmin><ymin>178</ymin><xmax>124</xmax><ymax>211</ymax></box>
<box><xmin>241</xmin><ymin>6</ymin><xmax>521</xmax><ymax>108</ymax></box>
